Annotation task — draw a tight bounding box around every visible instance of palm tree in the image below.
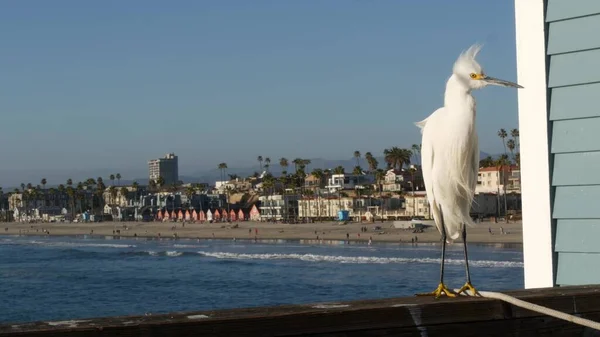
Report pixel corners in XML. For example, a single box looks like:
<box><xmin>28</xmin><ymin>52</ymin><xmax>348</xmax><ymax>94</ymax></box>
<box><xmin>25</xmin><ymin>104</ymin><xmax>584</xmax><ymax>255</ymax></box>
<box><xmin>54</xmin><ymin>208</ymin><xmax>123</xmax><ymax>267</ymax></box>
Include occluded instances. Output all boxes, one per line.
<box><xmin>66</xmin><ymin>178</ymin><xmax>73</xmax><ymax>187</ymax></box>
<box><xmin>495</xmin><ymin>154</ymin><xmax>510</xmax><ymax>222</ymax></box>
<box><xmin>109</xmin><ymin>174</ymin><xmax>115</xmax><ymax>186</ymax></box>
<box><xmin>265</xmin><ymin>157</ymin><xmax>271</xmax><ymax>172</ymax></box>
<box><xmin>40</xmin><ymin>178</ymin><xmax>47</xmax><ymax>207</ymax></box>
<box><xmin>108</xmin><ymin>186</ymin><xmax>118</xmax><ymax>206</ymax></box>
<box><xmin>353</xmin><ymin>151</ymin><xmax>361</xmax><ymax>167</ymax></box>
<box><xmin>498</xmin><ymin>128</ymin><xmax>508</xmax><ymax>158</ymax></box>
<box><xmin>365</xmin><ymin>152</ymin><xmax>378</xmax><ymax>172</ymax></box>
<box><xmin>156</xmin><ymin>176</ymin><xmax>165</xmax><ymax>190</ymax></box>
<box><xmin>497</xmin><ymin>129</ymin><xmax>509</xmax><ymax>221</ymax></box>
<box><xmin>510</xmin><ymin>128</ymin><xmax>520</xmax><ymax>152</ymax></box>
<box><xmin>218</xmin><ymin>163</ymin><xmax>228</xmax><ymax>185</ymax></box>
<box><xmin>279</xmin><ymin>157</ymin><xmax>289</xmax><ymax>176</ymax></box>
<box><xmin>257</xmin><ymin>156</ymin><xmax>263</xmax><ymax>172</ymax></box>
<box><xmin>411</xmin><ymin>144</ymin><xmax>422</xmax><ymax>166</ymax></box>
<box><xmin>132</xmin><ymin>181</ymin><xmax>140</xmax><ymax>206</ymax></box>
<box><xmin>116</xmin><ymin>173</ymin><xmax>121</xmax><ymax>186</ymax></box>
<box><xmin>333</xmin><ymin>166</ymin><xmax>345</xmax><ymax>175</ymax></box>
<box><xmin>479</xmin><ymin>156</ymin><xmax>495</xmax><ymax>168</ymax></box>
<box><xmin>375</xmin><ymin>168</ymin><xmax>386</xmax><ymax>219</ymax></box>
<box><xmin>507</xmin><ymin>139</ymin><xmax>516</xmax><ymax>164</ymax></box>
<box><xmin>66</xmin><ymin>186</ymin><xmax>75</xmax><ymax>218</ymax></box>
<box><xmin>119</xmin><ymin>187</ymin><xmax>128</xmax><ymax>207</ymax></box>
<box><xmin>292</xmin><ymin>158</ymin><xmax>303</xmax><ymax>172</ymax></box>
<box><xmin>384</xmin><ymin>147</ymin><xmax>412</xmax><ymax>170</ymax></box>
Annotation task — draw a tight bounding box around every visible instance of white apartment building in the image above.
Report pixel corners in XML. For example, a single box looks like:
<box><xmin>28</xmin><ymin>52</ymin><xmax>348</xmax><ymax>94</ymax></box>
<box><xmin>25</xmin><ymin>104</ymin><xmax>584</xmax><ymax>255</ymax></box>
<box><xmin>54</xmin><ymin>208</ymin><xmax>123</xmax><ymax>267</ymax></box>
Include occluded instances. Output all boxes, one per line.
<box><xmin>148</xmin><ymin>153</ymin><xmax>179</xmax><ymax>186</ymax></box>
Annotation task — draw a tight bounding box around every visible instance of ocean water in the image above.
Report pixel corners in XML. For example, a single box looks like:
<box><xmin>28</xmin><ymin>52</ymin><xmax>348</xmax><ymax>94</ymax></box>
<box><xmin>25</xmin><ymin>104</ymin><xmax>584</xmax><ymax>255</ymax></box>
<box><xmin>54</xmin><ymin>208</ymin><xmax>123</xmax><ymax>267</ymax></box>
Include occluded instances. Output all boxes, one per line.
<box><xmin>0</xmin><ymin>235</ymin><xmax>523</xmax><ymax>324</ymax></box>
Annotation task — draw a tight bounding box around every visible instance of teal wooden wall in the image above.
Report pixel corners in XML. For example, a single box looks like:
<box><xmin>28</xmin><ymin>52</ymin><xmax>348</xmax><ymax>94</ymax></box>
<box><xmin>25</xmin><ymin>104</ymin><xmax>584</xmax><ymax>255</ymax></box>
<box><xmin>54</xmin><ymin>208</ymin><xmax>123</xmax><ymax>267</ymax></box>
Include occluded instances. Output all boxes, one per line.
<box><xmin>547</xmin><ymin>0</ymin><xmax>600</xmax><ymax>285</ymax></box>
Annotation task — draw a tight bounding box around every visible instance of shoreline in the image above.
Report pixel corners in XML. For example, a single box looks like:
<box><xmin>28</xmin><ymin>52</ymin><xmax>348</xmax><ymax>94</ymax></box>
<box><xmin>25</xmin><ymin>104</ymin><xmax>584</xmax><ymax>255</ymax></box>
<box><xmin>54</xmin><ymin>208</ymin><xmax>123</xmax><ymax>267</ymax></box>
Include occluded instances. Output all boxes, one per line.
<box><xmin>1</xmin><ymin>220</ymin><xmax>523</xmax><ymax>246</ymax></box>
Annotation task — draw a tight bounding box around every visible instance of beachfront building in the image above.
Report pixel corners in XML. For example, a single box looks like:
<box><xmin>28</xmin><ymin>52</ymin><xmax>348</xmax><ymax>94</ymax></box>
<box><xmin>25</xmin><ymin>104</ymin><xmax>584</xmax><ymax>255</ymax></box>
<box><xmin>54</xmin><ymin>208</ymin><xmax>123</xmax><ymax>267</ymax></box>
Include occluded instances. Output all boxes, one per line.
<box><xmin>297</xmin><ymin>196</ymin><xmax>376</xmax><ymax>221</ymax></box>
<box><xmin>515</xmin><ymin>0</ymin><xmax>600</xmax><ymax>288</ymax></box>
<box><xmin>403</xmin><ymin>191</ymin><xmax>430</xmax><ymax>218</ymax></box>
<box><xmin>258</xmin><ymin>194</ymin><xmax>298</xmax><ymax>221</ymax></box>
<box><xmin>325</xmin><ymin>173</ymin><xmax>375</xmax><ymax>193</ymax></box>
<box><xmin>148</xmin><ymin>153</ymin><xmax>179</xmax><ymax>186</ymax></box>
<box><xmin>382</xmin><ymin>169</ymin><xmax>404</xmax><ymax>192</ymax></box>
<box><xmin>476</xmin><ymin>166</ymin><xmax>521</xmax><ymax>194</ymax></box>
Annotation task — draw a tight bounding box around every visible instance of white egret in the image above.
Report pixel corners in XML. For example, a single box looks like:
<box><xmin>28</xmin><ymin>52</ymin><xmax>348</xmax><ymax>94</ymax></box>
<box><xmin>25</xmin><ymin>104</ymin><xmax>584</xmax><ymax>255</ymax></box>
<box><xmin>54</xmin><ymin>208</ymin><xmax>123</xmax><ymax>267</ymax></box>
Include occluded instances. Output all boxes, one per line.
<box><xmin>415</xmin><ymin>45</ymin><xmax>523</xmax><ymax>298</ymax></box>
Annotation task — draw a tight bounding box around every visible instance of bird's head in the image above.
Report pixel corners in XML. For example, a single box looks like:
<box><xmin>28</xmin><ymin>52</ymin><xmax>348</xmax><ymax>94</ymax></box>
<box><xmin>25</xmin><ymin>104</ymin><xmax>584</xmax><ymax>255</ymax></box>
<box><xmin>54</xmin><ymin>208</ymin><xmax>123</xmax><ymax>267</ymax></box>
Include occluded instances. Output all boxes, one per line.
<box><xmin>453</xmin><ymin>44</ymin><xmax>523</xmax><ymax>90</ymax></box>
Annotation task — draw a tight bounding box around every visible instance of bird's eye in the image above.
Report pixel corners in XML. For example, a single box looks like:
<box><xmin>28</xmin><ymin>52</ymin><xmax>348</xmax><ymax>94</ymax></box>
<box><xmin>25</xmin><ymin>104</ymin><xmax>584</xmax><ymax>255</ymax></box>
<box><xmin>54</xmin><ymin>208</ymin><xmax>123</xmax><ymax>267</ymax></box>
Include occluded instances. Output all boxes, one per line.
<box><xmin>469</xmin><ymin>73</ymin><xmax>478</xmax><ymax>79</ymax></box>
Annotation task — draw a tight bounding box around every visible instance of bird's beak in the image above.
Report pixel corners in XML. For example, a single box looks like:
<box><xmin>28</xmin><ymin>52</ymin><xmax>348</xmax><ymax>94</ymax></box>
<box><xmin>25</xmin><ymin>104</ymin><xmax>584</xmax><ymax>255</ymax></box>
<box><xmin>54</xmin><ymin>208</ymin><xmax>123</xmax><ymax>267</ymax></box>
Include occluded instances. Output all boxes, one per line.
<box><xmin>483</xmin><ymin>76</ymin><xmax>523</xmax><ymax>88</ymax></box>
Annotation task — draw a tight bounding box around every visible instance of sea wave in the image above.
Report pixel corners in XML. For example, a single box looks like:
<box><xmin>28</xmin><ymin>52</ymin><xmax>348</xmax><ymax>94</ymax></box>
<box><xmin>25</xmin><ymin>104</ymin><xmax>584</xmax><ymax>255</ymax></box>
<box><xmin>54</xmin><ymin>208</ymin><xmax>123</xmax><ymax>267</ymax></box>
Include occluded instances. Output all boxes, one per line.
<box><xmin>196</xmin><ymin>251</ymin><xmax>523</xmax><ymax>268</ymax></box>
<box><xmin>26</xmin><ymin>241</ymin><xmax>136</xmax><ymax>249</ymax></box>
<box><xmin>121</xmin><ymin>250</ymin><xmax>193</xmax><ymax>257</ymax></box>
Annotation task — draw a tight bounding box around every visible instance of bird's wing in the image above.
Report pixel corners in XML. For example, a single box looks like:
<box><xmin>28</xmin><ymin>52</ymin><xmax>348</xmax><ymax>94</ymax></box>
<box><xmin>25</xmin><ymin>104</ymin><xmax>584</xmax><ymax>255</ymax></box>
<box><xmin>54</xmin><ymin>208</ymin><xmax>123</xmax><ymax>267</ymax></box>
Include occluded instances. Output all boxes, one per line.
<box><xmin>470</xmin><ymin>131</ymin><xmax>480</xmax><ymax>192</ymax></box>
<box><xmin>419</xmin><ymin>108</ymin><xmax>444</xmax><ymax>235</ymax></box>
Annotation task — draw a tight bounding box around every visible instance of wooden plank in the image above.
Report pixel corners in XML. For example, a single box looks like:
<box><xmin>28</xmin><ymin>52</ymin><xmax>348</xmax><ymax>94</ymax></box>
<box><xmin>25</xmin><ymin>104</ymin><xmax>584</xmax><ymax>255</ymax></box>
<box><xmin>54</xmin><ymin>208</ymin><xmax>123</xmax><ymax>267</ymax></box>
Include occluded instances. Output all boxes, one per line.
<box><xmin>555</xmin><ymin>219</ymin><xmax>600</xmax><ymax>252</ymax></box>
<box><xmin>548</xmin><ymin>49</ymin><xmax>600</xmax><ymax>87</ymax></box>
<box><xmin>550</xmin><ymin>83</ymin><xmax>600</xmax><ymax>120</ymax></box>
<box><xmin>551</xmin><ymin>117</ymin><xmax>600</xmax><ymax>153</ymax></box>
<box><xmin>546</xmin><ymin>0</ymin><xmax>600</xmax><ymax>22</ymax></box>
<box><xmin>552</xmin><ymin>152</ymin><xmax>600</xmax><ymax>185</ymax></box>
<box><xmin>553</xmin><ymin>186</ymin><xmax>600</xmax><ymax>218</ymax></box>
<box><xmin>547</xmin><ymin>14</ymin><xmax>600</xmax><ymax>55</ymax></box>
<box><xmin>557</xmin><ymin>253</ymin><xmax>600</xmax><ymax>285</ymax></box>
<box><xmin>3</xmin><ymin>286</ymin><xmax>600</xmax><ymax>336</ymax></box>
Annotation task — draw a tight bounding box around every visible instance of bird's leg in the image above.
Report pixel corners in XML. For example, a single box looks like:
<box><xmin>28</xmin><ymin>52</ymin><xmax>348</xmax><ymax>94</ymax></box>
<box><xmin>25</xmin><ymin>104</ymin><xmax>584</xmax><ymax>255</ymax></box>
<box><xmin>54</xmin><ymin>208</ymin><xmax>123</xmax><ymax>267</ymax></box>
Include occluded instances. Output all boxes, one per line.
<box><xmin>416</xmin><ymin>217</ymin><xmax>456</xmax><ymax>298</ymax></box>
<box><xmin>456</xmin><ymin>225</ymin><xmax>478</xmax><ymax>296</ymax></box>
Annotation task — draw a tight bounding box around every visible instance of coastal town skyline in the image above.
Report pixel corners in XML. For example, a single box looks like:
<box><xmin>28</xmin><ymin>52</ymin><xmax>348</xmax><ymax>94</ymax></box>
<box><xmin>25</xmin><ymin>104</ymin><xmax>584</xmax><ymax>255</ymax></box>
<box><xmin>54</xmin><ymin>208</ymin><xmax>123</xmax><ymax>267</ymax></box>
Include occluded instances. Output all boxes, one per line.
<box><xmin>0</xmin><ymin>141</ymin><xmax>513</xmax><ymax>188</ymax></box>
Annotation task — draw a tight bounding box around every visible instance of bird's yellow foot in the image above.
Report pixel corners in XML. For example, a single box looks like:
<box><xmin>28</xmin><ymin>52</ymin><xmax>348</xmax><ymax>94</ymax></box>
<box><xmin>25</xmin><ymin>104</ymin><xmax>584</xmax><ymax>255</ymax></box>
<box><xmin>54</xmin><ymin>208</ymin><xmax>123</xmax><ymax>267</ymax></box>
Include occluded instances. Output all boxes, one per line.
<box><xmin>456</xmin><ymin>282</ymin><xmax>479</xmax><ymax>296</ymax></box>
<box><xmin>415</xmin><ymin>283</ymin><xmax>457</xmax><ymax>299</ymax></box>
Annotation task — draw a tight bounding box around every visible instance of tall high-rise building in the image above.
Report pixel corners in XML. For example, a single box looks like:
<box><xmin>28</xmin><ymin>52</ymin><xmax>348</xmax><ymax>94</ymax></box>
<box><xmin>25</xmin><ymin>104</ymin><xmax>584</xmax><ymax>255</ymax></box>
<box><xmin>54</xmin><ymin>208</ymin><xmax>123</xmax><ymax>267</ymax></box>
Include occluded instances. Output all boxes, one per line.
<box><xmin>148</xmin><ymin>153</ymin><xmax>179</xmax><ymax>186</ymax></box>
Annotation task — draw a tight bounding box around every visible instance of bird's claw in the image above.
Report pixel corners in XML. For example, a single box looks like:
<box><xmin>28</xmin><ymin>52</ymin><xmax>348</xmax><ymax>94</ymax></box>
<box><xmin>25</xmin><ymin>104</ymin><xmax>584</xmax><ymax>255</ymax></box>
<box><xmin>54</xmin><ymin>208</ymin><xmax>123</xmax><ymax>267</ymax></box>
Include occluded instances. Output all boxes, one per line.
<box><xmin>416</xmin><ymin>282</ymin><xmax>457</xmax><ymax>299</ymax></box>
<box><xmin>456</xmin><ymin>282</ymin><xmax>479</xmax><ymax>296</ymax></box>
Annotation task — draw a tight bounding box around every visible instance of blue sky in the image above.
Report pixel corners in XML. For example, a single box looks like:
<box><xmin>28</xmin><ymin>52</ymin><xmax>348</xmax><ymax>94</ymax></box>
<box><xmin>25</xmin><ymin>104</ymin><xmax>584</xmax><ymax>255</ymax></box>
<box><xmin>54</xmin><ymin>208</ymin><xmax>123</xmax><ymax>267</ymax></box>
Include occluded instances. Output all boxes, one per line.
<box><xmin>0</xmin><ymin>0</ymin><xmax>519</xmax><ymax>178</ymax></box>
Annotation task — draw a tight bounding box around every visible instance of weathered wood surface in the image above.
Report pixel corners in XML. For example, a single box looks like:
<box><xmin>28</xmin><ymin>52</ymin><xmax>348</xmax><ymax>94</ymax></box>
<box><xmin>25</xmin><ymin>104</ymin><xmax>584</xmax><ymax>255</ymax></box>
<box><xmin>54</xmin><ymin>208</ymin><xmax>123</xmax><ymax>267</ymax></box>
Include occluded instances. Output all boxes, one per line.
<box><xmin>2</xmin><ymin>285</ymin><xmax>600</xmax><ymax>336</ymax></box>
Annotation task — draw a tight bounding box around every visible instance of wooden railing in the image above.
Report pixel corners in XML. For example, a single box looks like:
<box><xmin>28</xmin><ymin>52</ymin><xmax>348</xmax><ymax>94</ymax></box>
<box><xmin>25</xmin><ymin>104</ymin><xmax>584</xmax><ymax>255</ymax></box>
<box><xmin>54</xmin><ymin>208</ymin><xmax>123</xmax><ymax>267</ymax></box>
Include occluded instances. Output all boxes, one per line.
<box><xmin>2</xmin><ymin>285</ymin><xmax>600</xmax><ymax>336</ymax></box>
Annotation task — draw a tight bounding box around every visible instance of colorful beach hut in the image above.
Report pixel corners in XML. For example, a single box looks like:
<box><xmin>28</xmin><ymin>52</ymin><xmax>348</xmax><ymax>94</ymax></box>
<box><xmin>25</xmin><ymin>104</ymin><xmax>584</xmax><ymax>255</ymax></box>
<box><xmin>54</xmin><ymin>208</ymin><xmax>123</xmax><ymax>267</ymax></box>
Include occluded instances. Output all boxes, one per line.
<box><xmin>198</xmin><ymin>210</ymin><xmax>206</xmax><ymax>222</ymax></box>
<box><xmin>192</xmin><ymin>210</ymin><xmax>198</xmax><ymax>221</ymax></box>
<box><xmin>177</xmin><ymin>210</ymin><xmax>184</xmax><ymax>221</ymax></box>
<box><xmin>206</xmin><ymin>209</ymin><xmax>213</xmax><ymax>222</ymax></box>
<box><xmin>250</xmin><ymin>205</ymin><xmax>260</xmax><ymax>221</ymax></box>
<box><xmin>213</xmin><ymin>209</ymin><xmax>221</xmax><ymax>221</ymax></box>
<box><xmin>237</xmin><ymin>209</ymin><xmax>245</xmax><ymax>221</ymax></box>
<box><xmin>156</xmin><ymin>210</ymin><xmax>163</xmax><ymax>220</ymax></box>
<box><xmin>185</xmin><ymin>210</ymin><xmax>191</xmax><ymax>221</ymax></box>
<box><xmin>229</xmin><ymin>209</ymin><xmax>237</xmax><ymax>221</ymax></box>
<box><xmin>164</xmin><ymin>210</ymin><xmax>171</xmax><ymax>220</ymax></box>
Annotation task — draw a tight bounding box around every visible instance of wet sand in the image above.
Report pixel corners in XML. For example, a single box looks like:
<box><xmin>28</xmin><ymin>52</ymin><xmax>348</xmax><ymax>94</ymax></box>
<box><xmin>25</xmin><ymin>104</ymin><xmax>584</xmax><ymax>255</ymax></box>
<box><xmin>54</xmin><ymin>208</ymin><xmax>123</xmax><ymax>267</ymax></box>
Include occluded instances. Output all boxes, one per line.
<box><xmin>1</xmin><ymin>220</ymin><xmax>522</xmax><ymax>245</ymax></box>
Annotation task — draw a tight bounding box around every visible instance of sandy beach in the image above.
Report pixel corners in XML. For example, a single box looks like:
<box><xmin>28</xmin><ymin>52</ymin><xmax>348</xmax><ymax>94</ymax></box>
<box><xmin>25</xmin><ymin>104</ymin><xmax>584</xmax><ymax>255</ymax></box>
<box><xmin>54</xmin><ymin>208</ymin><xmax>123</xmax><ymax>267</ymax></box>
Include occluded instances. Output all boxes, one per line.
<box><xmin>2</xmin><ymin>219</ymin><xmax>522</xmax><ymax>245</ymax></box>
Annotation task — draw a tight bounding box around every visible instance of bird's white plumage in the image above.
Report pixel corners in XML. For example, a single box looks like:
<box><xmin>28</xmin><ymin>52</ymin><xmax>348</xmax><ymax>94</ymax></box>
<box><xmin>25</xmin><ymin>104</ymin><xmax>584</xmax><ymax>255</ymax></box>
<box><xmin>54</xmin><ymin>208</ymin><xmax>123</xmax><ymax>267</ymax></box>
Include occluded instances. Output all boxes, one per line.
<box><xmin>416</xmin><ymin>45</ymin><xmax>485</xmax><ymax>242</ymax></box>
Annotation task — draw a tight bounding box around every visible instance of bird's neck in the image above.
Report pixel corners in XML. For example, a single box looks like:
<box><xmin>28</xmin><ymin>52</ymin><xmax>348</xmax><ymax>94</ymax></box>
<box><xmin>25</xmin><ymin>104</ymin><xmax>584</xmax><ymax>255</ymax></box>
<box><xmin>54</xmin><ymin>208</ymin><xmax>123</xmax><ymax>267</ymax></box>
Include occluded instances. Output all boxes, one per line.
<box><xmin>444</xmin><ymin>74</ymin><xmax>474</xmax><ymax>110</ymax></box>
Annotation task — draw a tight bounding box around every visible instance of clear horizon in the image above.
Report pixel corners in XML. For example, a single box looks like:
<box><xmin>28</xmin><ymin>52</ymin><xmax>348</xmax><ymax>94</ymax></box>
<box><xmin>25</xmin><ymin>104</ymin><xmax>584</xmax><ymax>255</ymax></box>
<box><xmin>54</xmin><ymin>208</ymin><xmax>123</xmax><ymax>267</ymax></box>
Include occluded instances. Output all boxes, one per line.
<box><xmin>0</xmin><ymin>1</ymin><xmax>519</xmax><ymax>185</ymax></box>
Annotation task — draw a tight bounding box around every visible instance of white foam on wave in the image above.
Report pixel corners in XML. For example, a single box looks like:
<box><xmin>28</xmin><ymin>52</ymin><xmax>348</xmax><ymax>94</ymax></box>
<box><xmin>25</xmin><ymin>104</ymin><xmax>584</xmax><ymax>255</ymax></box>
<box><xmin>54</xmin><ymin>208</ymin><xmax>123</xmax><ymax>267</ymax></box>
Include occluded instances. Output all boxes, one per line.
<box><xmin>173</xmin><ymin>244</ymin><xmax>209</xmax><ymax>248</ymax></box>
<box><xmin>166</xmin><ymin>251</ymin><xmax>183</xmax><ymax>257</ymax></box>
<box><xmin>197</xmin><ymin>251</ymin><xmax>523</xmax><ymax>268</ymax></box>
<box><xmin>28</xmin><ymin>241</ymin><xmax>135</xmax><ymax>248</ymax></box>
